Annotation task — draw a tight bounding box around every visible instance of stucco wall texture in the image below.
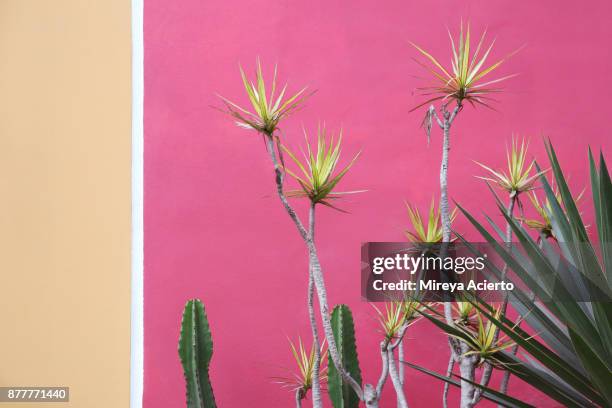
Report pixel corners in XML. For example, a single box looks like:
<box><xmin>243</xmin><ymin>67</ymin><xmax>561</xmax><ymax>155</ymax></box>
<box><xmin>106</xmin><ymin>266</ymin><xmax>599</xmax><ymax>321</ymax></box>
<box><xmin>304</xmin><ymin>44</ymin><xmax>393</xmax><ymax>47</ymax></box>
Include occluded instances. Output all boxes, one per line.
<box><xmin>0</xmin><ymin>1</ymin><xmax>131</xmax><ymax>407</ymax></box>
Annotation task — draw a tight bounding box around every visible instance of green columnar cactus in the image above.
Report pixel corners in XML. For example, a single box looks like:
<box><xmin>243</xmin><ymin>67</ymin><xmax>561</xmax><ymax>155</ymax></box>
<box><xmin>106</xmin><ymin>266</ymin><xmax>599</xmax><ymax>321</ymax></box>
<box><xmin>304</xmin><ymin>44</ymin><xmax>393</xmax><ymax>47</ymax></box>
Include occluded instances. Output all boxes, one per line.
<box><xmin>178</xmin><ymin>299</ymin><xmax>216</xmax><ymax>408</ymax></box>
<box><xmin>328</xmin><ymin>304</ymin><xmax>362</xmax><ymax>408</ymax></box>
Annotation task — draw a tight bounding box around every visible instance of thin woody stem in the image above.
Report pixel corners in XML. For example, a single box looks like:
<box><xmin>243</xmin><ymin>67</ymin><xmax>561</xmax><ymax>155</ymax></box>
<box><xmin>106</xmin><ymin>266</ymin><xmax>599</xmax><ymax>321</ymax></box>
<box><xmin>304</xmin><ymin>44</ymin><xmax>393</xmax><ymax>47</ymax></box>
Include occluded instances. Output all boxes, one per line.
<box><xmin>375</xmin><ymin>342</ymin><xmax>390</xmax><ymax>396</ymax></box>
<box><xmin>398</xmin><ymin>339</ymin><xmax>405</xmax><ymax>385</ymax></box>
<box><xmin>435</xmin><ymin>102</ymin><xmax>479</xmax><ymax>408</ymax></box>
<box><xmin>265</xmin><ymin>135</ymin><xmax>308</xmax><ymax>241</ymax></box>
<box><xmin>308</xmin><ymin>203</ymin><xmax>323</xmax><ymax>408</ymax></box>
<box><xmin>496</xmin><ymin>226</ymin><xmax>544</xmax><ymax>404</ymax></box>
<box><xmin>306</xmin><ymin>235</ymin><xmax>364</xmax><ymax>398</ymax></box>
<box><xmin>500</xmin><ymin>195</ymin><xmax>517</xmax><ymax>315</ymax></box>
<box><xmin>439</xmin><ymin>103</ymin><xmax>461</xmax><ymax>328</ymax></box>
<box><xmin>443</xmin><ymin>356</ymin><xmax>454</xmax><ymax>408</ymax></box>
<box><xmin>388</xmin><ymin>324</ymin><xmax>411</xmax><ymax>407</ymax></box>
<box><xmin>472</xmin><ymin>194</ymin><xmax>517</xmax><ymax>405</ymax></box>
<box><xmin>388</xmin><ymin>348</ymin><xmax>409</xmax><ymax>408</ymax></box>
<box><xmin>459</xmin><ymin>349</ymin><xmax>478</xmax><ymax>408</ymax></box>
<box><xmin>263</xmin><ymin>134</ymin><xmax>364</xmax><ymax>400</ymax></box>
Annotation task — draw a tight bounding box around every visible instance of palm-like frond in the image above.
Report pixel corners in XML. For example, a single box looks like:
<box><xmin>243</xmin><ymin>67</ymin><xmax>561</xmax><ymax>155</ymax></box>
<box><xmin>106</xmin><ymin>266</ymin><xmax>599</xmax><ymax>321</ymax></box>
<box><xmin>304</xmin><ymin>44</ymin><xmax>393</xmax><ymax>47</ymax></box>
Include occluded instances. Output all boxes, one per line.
<box><xmin>411</xmin><ymin>22</ymin><xmax>519</xmax><ymax>110</ymax></box>
<box><xmin>475</xmin><ymin>136</ymin><xmax>547</xmax><ymax>197</ymax></box>
<box><xmin>453</xmin><ymin>141</ymin><xmax>612</xmax><ymax>406</ymax></box>
<box><xmin>403</xmin><ymin>361</ymin><xmax>536</xmax><ymax>408</ymax></box>
<box><xmin>405</xmin><ymin>198</ymin><xmax>457</xmax><ymax>243</ymax></box>
<box><xmin>217</xmin><ymin>59</ymin><xmax>310</xmax><ymax>135</ymax></box>
<box><xmin>406</xmin><ymin>142</ymin><xmax>612</xmax><ymax>407</ymax></box>
<box><xmin>282</xmin><ymin>125</ymin><xmax>363</xmax><ymax>210</ymax></box>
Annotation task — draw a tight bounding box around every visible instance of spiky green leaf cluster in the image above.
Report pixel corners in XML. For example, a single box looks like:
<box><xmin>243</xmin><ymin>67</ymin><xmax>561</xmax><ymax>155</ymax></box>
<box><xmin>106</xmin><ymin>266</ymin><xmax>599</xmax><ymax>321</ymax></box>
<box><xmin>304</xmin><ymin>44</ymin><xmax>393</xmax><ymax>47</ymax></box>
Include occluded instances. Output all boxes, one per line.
<box><xmin>522</xmin><ymin>183</ymin><xmax>584</xmax><ymax>241</ymax></box>
<box><xmin>282</xmin><ymin>125</ymin><xmax>362</xmax><ymax>210</ymax></box>
<box><xmin>274</xmin><ymin>337</ymin><xmax>327</xmax><ymax>397</ymax></box>
<box><xmin>453</xmin><ymin>296</ymin><xmax>476</xmax><ymax>325</ymax></box>
<box><xmin>405</xmin><ymin>198</ymin><xmax>457</xmax><ymax>243</ymax></box>
<box><xmin>373</xmin><ymin>300</ymin><xmax>426</xmax><ymax>340</ymax></box>
<box><xmin>475</xmin><ymin>136</ymin><xmax>547</xmax><ymax>197</ymax></box>
<box><xmin>415</xmin><ymin>303</ymin><xmax>515</xmax><ymax>368</ymax></box>
<box><xmin>218</xmin><ymin>59</ymin><xmax>309</xmax><ymax>135</ymax></box>
<box><xmin>373</xmin><ymin>301</ymin><xmax>406</xmax><ymax>340</ymax></box>
<box><xmin>411</xmin><ymin>22</ymin><xmax>518</xmax><ymax>110</ymax></box>
<box><xmin>455</xmin><ymin>308</ymin><xmax>516</xmax><ymax>367</ymax></box>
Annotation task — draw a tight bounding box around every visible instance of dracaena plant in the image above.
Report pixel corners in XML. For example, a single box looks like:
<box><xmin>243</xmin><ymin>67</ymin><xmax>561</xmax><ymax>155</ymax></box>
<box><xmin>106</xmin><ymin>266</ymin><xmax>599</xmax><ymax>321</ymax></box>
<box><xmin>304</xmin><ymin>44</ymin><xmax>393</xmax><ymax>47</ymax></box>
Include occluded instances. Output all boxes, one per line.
<box><xmin>218</xmin><ymin>59</ymin><xmax>309</xmax><ymax>135</ymax></box>
<box><xmin>369</xmin><ymin>298</ymin><xmax>425</xmax><ymax>408</ymax></box>
<box><xmin>473</xmin><ymin>136</ymin><xmax>548</xmax><ymax>395</ymax></box>
<box><xmin>475</xmin><ymin>137</ymin><xmax>547</xmax><ymax>200</ymax></box>
<box><xmin>373</xmin><ymin>300</ymin><xmax>423</xmax><ymax>341</ymax></box>
<box><xmin>410</xmin><ymin>21</ymin><xmax>518</xmax><ymax>110</ymax></box>
<box><xmin>219</xmin><ymin>61</ymin><xmax>411</xmax><ymax>408</ymax></box>
<box><xmin>451</xmin><ymin>308</ymin><xmax>516</xmax><ymax>368</ymax></box>
<box><xmin>411</xmin><ymin>22</ymin><xmax>518</xmax><ymax>245</ymax></box>
<box><xmin>282</xmin><ymin>125</ymin><xmax>362</xmax><ymax>211</ymax></box>
<box><xmin>274</xmin><ymin>337</ymin><xmax>328</xmax><ymax>407</ymax></box>
<box><xmin>410</xmin><ymin>23</ymin><xmax>519</xmax><ymax>408</ymax></box>
<box><xmin>453</xmin><ymin>296</ymin><xmax>476</xmax><ymax>326</ymax></box>
<box><xmin>405</xmin><ymin>199</ymin><xmax>457</xmax><ymax>243</ymax></box>
<box><xmin>281</xmin><ymin>126</ymin><xmax>366</xmax><ymax>406</ymax></box>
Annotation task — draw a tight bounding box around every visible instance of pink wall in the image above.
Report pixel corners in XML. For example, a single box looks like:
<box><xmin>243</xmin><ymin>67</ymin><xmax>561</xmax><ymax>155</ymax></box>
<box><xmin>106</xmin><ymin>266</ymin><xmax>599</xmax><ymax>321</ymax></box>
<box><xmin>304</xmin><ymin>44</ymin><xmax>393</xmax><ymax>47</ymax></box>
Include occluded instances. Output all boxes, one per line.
<box><xmin>144</xmin><ymin>1</ymin><xmax>611</xmax><ymax>406</ymax></box>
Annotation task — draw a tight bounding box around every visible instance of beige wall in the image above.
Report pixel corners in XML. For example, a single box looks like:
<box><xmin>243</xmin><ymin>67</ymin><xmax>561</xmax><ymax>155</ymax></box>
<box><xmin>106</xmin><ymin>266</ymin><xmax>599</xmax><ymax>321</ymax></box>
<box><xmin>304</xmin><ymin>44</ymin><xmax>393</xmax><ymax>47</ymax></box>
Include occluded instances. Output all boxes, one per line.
<box><xmin>0</xmin><ymin>1</ymin><xmax>131</xmax><ymax>407</ymax></box>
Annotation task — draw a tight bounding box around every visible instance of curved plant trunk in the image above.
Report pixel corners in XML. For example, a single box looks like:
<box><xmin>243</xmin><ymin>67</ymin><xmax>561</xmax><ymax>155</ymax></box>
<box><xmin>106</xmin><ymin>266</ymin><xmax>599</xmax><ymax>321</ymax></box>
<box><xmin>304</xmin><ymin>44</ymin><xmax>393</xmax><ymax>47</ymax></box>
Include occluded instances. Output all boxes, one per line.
<box><xmin>397</xmin><ymin>340</ymin><xmax>405</xmax><ymax>408</ymax></box>
<box><xmin>296</xmin><ymin>389</ymin><xmax>303</xmax><ymax>408</ymax></box>
<box><xmin>498</xmin><ymin>369</ymin><xmax>512</xmax><ymax>403</ymax></box>
<box><xmin>263</xmin><ymin>135</ymin><xmax>365</xmax><ymax>401</ymax></box>
<box><xmin>496</xmin><ymin>209</ymin><xmax>537</xmax><ymax>405</ymax></box>
<box><xmin>364</xmin><ymin>384</ymin><xmax>380</xmax><ymax>408</ymax></box>
<box><xmin>459</xmin><ymin>350</ymin><xmax>477</xmax><ymax>408</ymax></box>
<box><xmin>439</xmin><ymin>108</ymin><xmax>456</xmax><ymax>327</ymax></box>
<box><xmin>308</xmin><ymin>204</ymin><xmax>323</xmax><ymax>408</ymax></box>
<box><xmin>435</xmin><ymin>104</ymin><xmax>480</xmax><ymax>407</ymax></box>
<box><xmin>264</xmin><ymin>133</ymin><xmax>409</xmax><ymax>407</ymax></box>
<box><xmin>443</xmin><ymin>356</ymin><xmax>454</xmax><ymax>408</ymax></box>
<box><xmin>308</xmin><ymin>272</ymin><xmax>323</xmax><ymax>408</ymax></box>
<box><xmin>388</xmin><ymin>349</ymin><xmax>409</xmax><ymax>408</ymax></box>
<box><xmin>439</xmin><ymin>118</ymin><xmax>452</xmax><ymax>244</ymax></box>
<box><xmin>307</xmin><ymin>241</ymin><xmax>364</xmax><ymax>395</ymax></box>
<box><xmin>472</xmin><ymin>196</ymin><xmax>517</xmax><ymax>405</ymax></box>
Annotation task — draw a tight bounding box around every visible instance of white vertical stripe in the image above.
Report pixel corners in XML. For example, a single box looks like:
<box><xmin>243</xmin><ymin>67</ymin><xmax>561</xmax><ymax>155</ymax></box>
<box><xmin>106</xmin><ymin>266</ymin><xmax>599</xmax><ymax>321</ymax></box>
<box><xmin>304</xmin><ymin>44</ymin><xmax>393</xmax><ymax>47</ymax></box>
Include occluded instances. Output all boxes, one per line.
<box><xmin>130</xmin><ymin>0</ymin><xmax>144</xmax><ymax>406</ymax></box>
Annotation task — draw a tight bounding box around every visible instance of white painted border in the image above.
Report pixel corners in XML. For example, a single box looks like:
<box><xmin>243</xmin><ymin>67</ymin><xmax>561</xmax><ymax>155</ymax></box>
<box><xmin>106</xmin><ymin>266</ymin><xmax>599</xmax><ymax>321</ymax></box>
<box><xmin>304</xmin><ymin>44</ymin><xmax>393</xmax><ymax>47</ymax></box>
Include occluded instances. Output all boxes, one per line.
<box><xmin>130</xmin><ymin>0</ymin><xmax>144</xmax><ymax>406</ymax></box>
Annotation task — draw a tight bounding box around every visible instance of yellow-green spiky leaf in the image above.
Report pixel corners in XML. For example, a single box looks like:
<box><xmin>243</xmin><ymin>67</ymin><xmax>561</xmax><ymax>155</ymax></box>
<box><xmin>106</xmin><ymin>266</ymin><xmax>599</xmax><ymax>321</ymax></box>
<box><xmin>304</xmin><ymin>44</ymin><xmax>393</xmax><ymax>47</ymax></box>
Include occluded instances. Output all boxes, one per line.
<box><xmin>282</xmin><ymin>125</ymin><xmax>363</xmax><ymax>210</ymax></box>
<box><xmin>218</xmin><ymin>59</ymin><xmax>310</xmax><ymax>135</ymax></box>
<box><xmin>411</xmin><ymin>23</ymin><xmax>520</xmax><ymax>110</ymax></box>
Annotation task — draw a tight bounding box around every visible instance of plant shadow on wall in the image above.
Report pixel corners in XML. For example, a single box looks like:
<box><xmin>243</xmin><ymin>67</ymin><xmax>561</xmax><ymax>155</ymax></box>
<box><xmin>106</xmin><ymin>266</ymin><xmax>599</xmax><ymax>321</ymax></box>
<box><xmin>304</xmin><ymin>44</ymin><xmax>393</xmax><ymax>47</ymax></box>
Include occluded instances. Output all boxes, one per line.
<box><xmin>175</xmin><ymin>22</ymin><xmax>612</xmax><ymax>408</ymax></box>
